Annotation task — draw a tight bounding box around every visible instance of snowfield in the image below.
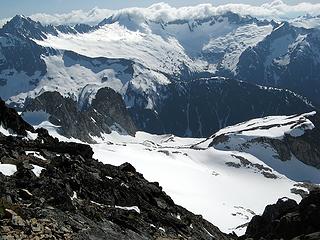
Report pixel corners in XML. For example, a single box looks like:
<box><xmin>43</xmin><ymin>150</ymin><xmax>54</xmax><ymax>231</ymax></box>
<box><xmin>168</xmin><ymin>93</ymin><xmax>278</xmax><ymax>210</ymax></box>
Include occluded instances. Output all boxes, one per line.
<box><xmin>91</xmin><ymin>130</ymin><xmax>314</xmax><ymax>235</ymax></box>
<box><xmin>34</xmin><ymin>23</ymin><xmax>195</xmax><ymax>76</ymax></box>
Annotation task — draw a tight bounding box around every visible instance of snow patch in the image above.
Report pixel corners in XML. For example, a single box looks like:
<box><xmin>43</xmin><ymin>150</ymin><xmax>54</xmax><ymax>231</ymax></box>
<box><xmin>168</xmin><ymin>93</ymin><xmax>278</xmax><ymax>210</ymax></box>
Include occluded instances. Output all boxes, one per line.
<box><xmin>0</xmin><ymin>164</ymin><xmax>17</xmax><ymax>176</ymax></box>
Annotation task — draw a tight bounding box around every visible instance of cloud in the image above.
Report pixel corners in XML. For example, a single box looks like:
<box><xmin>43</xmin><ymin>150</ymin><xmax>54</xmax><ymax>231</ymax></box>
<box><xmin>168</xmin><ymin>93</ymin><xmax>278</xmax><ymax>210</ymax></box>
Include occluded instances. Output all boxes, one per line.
<box><xmin>29</xmin><ymin>7</ymin><xmax>113</xmax><ymax>26</ymax></box>
<box><xmin>1</xmin><ymin>1</ymin><xmax>320</xmax><ymax>27</ymax></box>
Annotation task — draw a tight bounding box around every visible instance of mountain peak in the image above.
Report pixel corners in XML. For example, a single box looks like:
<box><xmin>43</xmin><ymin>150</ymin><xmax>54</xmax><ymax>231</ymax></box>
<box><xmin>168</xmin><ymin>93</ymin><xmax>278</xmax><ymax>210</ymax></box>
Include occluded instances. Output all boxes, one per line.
<box><xmin>1</xmin><ymin>15</ymin><xmax>49</xmax><ymax>39</ymax></box>
<box><xmin>5</xmin><ymin>14</ymin><xmax>35</xmax><ymax>28</ymax></box>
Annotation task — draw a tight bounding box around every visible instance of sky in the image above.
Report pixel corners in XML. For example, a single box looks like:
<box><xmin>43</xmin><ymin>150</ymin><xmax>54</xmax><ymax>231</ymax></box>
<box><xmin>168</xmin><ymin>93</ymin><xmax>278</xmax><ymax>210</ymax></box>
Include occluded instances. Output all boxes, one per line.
<box><xmin>0</xmin><ymin>0</ymin><xmax>319</xmax><ymax>26</ymax></box>
<box><xmin>1</xmin><ymin>0</ymin><xmax>319</xmax><ymax>18</ymax></box>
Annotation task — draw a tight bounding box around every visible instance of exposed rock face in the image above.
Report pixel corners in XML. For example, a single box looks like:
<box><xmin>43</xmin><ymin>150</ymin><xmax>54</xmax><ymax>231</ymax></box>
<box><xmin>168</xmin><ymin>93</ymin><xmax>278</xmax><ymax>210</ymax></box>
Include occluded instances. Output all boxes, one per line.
<box><xmin>240</xmin><ymin>189</ymin><xmax>320</xmax><ymax>240</ymax></box>
<box><xmin>0</xmin><ymin>101</ymin><xmax>231</xmax><ymax>240</ymax></box>
<box><xmin>23</xmin><ymin>88</ymin><xmax>136</xmax><ymax>142</ymax></box>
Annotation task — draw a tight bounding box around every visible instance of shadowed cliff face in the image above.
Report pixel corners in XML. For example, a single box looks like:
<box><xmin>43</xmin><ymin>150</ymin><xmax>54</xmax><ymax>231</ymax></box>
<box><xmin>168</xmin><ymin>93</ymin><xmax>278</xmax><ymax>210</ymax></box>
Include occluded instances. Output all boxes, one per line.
<box><xmin>0</xmin><ymin>100</ymin><xmax>232</xmax><ymax>240</ymax></box>
<box><xmin>22</xmin><ymin>87</ymin><xmax>137</xmax><ymax>143</ymax></box>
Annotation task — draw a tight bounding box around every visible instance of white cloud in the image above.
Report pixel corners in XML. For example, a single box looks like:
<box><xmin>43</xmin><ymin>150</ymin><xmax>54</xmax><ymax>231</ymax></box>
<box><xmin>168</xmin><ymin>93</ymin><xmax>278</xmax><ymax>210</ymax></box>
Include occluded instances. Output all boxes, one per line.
<box><xmin>0</xmin><ymin>1</ymin><xmax>319</xmax><ymax>27</ymax></box>
<box><xmin>30</xmin><ymin>7</ymin><xmax>113</xmax><ymax>26</ymax></box>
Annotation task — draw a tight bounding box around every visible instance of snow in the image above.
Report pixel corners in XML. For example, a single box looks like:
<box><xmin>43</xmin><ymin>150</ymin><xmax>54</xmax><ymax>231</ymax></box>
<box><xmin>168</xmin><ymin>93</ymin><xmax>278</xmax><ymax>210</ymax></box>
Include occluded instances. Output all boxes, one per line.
<box><xmin>197</xmin><ymin>112</ymin><xmax>320</xmax><ymax>184</ymax></box>
<box><xmin>71</xmin><ymin>191</ymin><xmax>78</xmax><ymax>200</ymax></box>
<box><xmin>200</xmin><ymin>112</ymin><xmax>316</xmax><ymax>142</ymax></box>
<box><xmin>25</xmin><ymin>151</ymin><xmax>47</xmax><ymax>161</ymax></box>
<box><xmin>26</xmin><ymin>131</ymin><xmax>38</xmax><ymax>141</ymax></box>
<box><xmin>87</xmin><ymin>112</ymin><xmax>320</xmax><ymax>235</ymax></box>
<box><xmin>31</xmin><ymin>164</ymin><xmax>45</xmax><ymax>177</ymax></box>
<box><xmin>0</xmin><ymin>164</ymin><xmax>17</xmax><ymax>176</ymax></box>
<box><xmin>91</xmin><ymin>130</ymin><xmax>308</xmax><ymax>235</ymax></box>
<box><xmin>26</xmin><ymin>103</ymin><xmax>319</xmax><ymax>236</ymax></box>
<box><xmin>265</xmin><ymin>33</ymin><xmax>295</xmax><ymax>69</ymax></box>
<box><xmin>290</xmin><ymin>15</ymin><xmax>320</xmax><ymax>29</ymax></box>
<box><xmin>113</xmin><ymin>205</ymin><xmax>141</xmax><ymax>214</ymax></box>
<box><xmin>3</xmin><ymin>16</ymin><xmax>273</xmax><ymax>111</ymax></box>
<box><xmin>0</xmin><ymin>69</ymin><xmax>43</xmax><ymax>101</ymax></box>
<box><xmin>203</xmin><ymin>23</ymin><xmax>273</xmax><ymax>72</ymax></box>
<box><xmin>34</xmin><ymin>23</ymin><xmax>193</xmax><ymax>76</ymax></box>
<box><xmin>7</xmin><ymin>54</ymin><xmax>133</xmax><ymax>105</ymax></box>
<box><xmin>0</xmin><ymin>125</ymin><xmax>11</xmax><ymax>136</ymax></box>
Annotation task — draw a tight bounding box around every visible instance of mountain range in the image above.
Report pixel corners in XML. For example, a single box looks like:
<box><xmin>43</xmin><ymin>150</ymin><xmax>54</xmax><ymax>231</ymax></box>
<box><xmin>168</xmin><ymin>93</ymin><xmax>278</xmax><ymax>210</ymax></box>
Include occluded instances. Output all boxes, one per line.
<box><xmin>0</xmin><ymin>12</ymin><xmax>319</xmax><ymax>140</ymax></box>
<box><xmin>0</xmin><ymin>7</ymin><xmax>320</xmax><ymax>239</ymax></box>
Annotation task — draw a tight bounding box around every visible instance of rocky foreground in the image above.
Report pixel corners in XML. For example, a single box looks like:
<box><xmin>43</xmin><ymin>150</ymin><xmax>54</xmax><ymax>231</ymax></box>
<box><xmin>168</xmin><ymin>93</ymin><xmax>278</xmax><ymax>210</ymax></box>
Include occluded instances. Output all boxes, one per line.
<box><xmin>0</xmin><ymin>99</ymin><xmax>232</xmax><ymax>239</ymax></box>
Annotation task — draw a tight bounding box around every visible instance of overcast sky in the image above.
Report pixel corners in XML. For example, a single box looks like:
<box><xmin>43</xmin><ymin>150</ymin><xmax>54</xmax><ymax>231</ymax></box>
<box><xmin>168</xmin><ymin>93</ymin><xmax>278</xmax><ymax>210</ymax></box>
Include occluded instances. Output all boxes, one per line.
<box><xmin>1</xmin><ymin>0</ymin><xmax>319</xmax><ymax>18</ymax></box>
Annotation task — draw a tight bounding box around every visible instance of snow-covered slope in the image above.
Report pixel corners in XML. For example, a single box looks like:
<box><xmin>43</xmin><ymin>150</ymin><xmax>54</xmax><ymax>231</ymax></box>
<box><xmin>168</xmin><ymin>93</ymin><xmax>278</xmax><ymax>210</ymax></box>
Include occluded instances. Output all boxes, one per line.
<box><xmin>197</xmin><ymin>112</ymin><xmax>320</xmax><ymax>183</ymax></box>
<box><xmin>34</xmin><ymin>12</ymin><xmax>273</xmax><ymax>75</ymax></box>
<box><xmin>32</xmin><ymin>111</ymin><xmax>318</xmax><ymax>236</ymax></box>
<box><xmin>91</xmin><ymin>115</ymin><xmax>319</xmax><ymax>235</ymax></box>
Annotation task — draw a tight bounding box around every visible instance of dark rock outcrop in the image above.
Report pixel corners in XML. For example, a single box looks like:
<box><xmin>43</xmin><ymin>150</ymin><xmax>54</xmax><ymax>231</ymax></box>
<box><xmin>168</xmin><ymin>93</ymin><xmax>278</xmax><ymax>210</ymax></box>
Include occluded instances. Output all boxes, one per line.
<box><xmin>0</xmin><ymin>99</ymin><xmax>34</xmax><ymax>136</ymax></box>
<box><xmin>252</xmin><ymin>113</ymin><xmax>320</xmax><ymax>169</ymax></box>
<box><xmin>240</xmin><ymin>190</ymin><xmax>320</xmax><ymax>240</ymax></box>
<box><xmin>23</xmin><ymin>88</ymin><xmax>136</xmax><ymax>143</ymax></box>
<box><xmin>285</xmin><ymin>113</ymin><xmax>320</xmax><ymax>169</ymax></box>
<box><xmin>0</xmin><ymin>100</ymin><xmax>231</xmax><ymax>240</ymax></box>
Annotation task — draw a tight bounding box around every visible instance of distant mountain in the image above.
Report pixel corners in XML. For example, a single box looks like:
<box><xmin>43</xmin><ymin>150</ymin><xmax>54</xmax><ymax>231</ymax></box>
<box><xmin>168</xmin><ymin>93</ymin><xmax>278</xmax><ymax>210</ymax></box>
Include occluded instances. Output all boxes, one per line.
<box><xmin>0</xmin><ymin>13</ymin><xmax>319</xmax><ymax>139</ymax></box>
<box><xmin>290</xmin><ymin>14</ymin><xmax>320</xmax><ymax>29</ymax></box>
<box><xmin>236</xmin><ymin>22</ymin><xmax>320</xmax><ymax>106</ymax></box>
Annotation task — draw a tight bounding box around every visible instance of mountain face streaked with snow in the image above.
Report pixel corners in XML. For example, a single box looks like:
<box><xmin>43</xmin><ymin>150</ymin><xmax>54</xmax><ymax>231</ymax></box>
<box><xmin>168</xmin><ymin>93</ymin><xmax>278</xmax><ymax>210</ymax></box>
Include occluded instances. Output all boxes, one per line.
<box><xmin>0</xmin><ymin>11</ymin><xmax>319</xmax><ymax>139</ymax></box>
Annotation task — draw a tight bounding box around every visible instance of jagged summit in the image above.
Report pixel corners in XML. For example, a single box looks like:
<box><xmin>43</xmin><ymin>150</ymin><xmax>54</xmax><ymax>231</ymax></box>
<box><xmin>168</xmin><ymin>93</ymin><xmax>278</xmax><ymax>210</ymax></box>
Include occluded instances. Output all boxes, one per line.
<box><xmin>1</xmin><ymin>15</ymin><xmax>49</xmax><ymax>39</ymax></box>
